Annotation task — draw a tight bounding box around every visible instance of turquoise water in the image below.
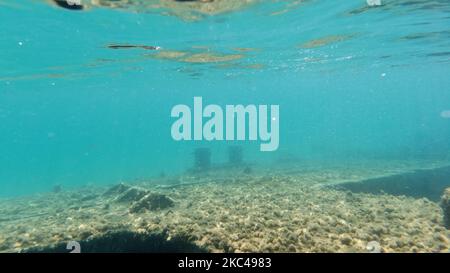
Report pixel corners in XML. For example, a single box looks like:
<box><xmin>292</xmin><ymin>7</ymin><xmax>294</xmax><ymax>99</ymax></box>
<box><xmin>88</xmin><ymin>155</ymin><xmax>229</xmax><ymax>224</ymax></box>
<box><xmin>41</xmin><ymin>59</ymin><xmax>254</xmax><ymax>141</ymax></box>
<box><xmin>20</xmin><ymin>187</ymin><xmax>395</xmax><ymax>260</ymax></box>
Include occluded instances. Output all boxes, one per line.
<box><xmin>0</xmin><ymin>0</ymin><xmax>450</xmax><ymax>197</ymax></box>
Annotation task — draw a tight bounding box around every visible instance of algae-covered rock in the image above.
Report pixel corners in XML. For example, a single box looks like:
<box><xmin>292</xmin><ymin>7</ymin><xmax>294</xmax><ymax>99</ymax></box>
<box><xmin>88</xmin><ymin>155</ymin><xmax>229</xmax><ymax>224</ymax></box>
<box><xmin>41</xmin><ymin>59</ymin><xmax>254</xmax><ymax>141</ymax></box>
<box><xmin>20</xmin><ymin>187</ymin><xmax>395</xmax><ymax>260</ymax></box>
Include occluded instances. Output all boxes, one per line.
<box><xmin>441</xmin><ymin>187</ymin><xmax>450</xmax><ymax>229</ymax></box>
<box><xmin>104</xmin><ymin>183</ymin><xmax>173</xmax><ymax>212</ymax></box>
<box><xmin>129</xmin><ymin>193</ymin><xmax>174</xmax><ymax>213</ymax></box>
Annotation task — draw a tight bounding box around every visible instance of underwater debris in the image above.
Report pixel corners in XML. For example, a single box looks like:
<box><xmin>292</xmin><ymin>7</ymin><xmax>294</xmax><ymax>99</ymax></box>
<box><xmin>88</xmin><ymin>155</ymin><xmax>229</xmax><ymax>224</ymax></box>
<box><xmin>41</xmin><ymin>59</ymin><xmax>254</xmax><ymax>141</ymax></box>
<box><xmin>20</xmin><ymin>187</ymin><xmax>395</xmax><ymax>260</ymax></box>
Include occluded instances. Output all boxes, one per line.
<box><xmin>441</xmin><ymin>187</ymin><xmax>450</xmax><ymax>229</ymax></box>
<box><xmin>228</xmin><ymin>146</ymin><xmax>243</xmax><ymax>165</ymax></box>
<box><xmin>194</xmin><ymin>147</ymin><xmax>212</xmax><ymax>171</ymax></box>
<box><xmin>129</xmin><ymin>193</ymin><xmax>175</xmax><ymax>213</ymax></box>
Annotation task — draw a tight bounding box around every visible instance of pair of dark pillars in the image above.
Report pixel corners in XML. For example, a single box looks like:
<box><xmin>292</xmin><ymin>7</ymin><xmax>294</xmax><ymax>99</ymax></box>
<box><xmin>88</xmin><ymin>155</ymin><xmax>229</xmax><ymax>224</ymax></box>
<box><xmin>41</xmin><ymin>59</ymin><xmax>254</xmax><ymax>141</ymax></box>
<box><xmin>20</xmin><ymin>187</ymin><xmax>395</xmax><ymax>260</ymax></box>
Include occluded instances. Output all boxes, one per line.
<box><xmin>194</xmin><ymin>146</ymin><xmax>243</xmax><ymax>170</ymax></box>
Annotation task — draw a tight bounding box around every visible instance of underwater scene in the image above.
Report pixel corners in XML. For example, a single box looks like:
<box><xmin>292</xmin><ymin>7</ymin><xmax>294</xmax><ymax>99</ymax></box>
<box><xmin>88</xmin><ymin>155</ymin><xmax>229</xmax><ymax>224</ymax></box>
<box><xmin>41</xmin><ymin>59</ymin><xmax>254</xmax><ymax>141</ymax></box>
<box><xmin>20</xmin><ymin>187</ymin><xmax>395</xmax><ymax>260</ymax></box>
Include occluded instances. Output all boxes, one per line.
<box><xmin>0</xmin><ymin>0</ymin><xmax>449</xmax><ymax>253</ymax></box>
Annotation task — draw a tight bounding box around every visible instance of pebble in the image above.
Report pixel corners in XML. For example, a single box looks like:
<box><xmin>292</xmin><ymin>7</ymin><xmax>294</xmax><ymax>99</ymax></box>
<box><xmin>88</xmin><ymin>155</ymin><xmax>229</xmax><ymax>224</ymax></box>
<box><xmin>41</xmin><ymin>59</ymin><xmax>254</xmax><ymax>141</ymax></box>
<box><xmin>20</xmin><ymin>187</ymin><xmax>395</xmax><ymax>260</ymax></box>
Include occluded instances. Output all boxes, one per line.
<box><xmin>340</xmin><ymin>235</ymin><xmax>352</xmax><ymax>245</ymax></box>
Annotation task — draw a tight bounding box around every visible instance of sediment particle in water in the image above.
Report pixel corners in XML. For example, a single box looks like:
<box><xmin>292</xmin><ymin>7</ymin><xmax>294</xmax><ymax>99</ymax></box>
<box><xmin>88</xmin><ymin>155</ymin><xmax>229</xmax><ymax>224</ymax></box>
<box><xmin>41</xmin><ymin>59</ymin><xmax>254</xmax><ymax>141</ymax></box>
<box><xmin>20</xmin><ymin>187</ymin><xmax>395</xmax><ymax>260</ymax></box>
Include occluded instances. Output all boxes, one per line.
<box><xmin>129</xmin><ymin>193</ymin><xmax>174</xmax><ymax>213</ymax></box>
<box><xmin>440</xmin><ymin>187</ymin><xmax>450</xmax><ymax>229</ymax></box>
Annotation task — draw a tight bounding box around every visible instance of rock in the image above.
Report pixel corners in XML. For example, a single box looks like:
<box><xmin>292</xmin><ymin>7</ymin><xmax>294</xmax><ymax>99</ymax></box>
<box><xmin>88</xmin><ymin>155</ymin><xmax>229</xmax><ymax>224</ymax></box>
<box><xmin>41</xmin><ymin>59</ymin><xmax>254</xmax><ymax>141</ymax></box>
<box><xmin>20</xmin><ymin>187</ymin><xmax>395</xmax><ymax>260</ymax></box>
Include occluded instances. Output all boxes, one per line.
<box><xmin>115</xmin><ymin>187</ymin><xmax>149</xmax><ymax>203</ymax></box>
<box><xmin>287</xmin><ymin>244</ymin><xmax>296</xmax><ymax>252</ymax></box>
<box><xmin>366</xmin><ymin>241</ymin><xmax>381</xmax><ymax>253</ymax></box>
<box><xmin>129</xmin><ymin>193</ymin><xmax>175</xmax><ymax>213</ymax></box>
<box><xmin>340</xmin><ymin>235</ymin><xmax>352</xmax><ymax>245</ymax></box>
<box><xmin>433</xmin><ymin>233</ymin><xmax>448</xmax><ymax>243</ymax></box>
<box><xmin>440</xmin><ymin>187</ymin><xmax>450</xmax><ymax>229</ymax></box>
<box><xmin>370</xmin><ymin>225</ymin><xmax>386</xmax><ymax>236</ymax></box>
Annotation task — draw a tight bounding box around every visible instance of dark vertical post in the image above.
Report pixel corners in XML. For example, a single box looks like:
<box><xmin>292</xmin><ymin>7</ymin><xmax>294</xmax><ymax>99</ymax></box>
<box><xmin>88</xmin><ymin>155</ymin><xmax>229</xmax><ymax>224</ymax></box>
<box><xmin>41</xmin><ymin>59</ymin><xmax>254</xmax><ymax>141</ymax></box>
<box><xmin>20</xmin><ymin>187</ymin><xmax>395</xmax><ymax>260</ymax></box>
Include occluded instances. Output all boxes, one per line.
<box><xmin>194</xmin><ymin>147</ymin><xmax>211</xmax><ymax>171</ymax></box>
